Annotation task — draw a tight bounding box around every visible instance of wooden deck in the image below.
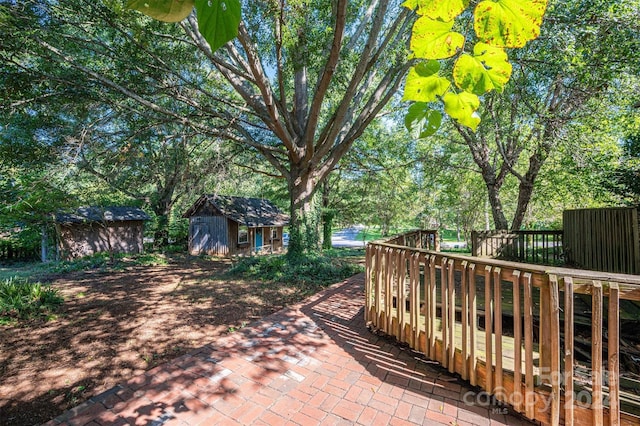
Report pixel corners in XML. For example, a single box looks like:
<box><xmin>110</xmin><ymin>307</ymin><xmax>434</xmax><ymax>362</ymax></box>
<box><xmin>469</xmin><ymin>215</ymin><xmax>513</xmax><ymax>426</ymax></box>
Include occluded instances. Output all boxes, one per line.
<box><xmin>365</xmin><ymin>231</ymin><xmax>640</xmax><ymax>425</ymax></box>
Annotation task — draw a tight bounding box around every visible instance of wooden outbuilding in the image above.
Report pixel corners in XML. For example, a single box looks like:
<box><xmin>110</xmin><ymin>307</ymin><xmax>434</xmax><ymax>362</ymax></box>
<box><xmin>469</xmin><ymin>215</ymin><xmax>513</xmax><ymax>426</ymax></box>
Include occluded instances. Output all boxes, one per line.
<box><xmin>54</xmin><ymin>206</ymin><xmax>150</xmax><ymax>260</ymax></box>
<box><xmin>183</xmin><ymin>194</ymin><xmax>289</xmax><ymax>256</ymax></box>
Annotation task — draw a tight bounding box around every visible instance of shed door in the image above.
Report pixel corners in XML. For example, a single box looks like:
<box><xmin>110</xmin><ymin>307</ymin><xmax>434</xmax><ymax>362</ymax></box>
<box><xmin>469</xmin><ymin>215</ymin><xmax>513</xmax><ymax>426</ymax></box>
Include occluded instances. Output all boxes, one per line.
<box><xmin>191</xmin><ymin>216</ymin><xmax>228</xmax><ymax>254</ymax></box>
<box><xmin>255</xmin><ymin>228</ymin><xmax>263</xmax><ymax>251</ymax></box>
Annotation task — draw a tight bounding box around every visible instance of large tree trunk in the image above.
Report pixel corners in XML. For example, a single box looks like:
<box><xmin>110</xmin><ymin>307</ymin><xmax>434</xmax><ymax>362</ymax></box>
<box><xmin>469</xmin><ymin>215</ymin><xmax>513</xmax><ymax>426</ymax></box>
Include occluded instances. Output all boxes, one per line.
<box><xmin>511</xmin><ymin>152</ymin><xmax>546</xmax><ymax>230</ymax></box>
<box><xmin>321</xmin><ymin>180</ymin><xmax>334</xmax><ymax>250</ymax></box>
<box><xmin>287</xmin><ymin>164</ymin><xmax>320</xmax><ymax>258</ymax></box>
<box><xmin>151</xmin><ymin>195</ymin><xmax>174</xmax><ymax>249</ymax></box>
<box><xmin>486</xmin><ymin>184</ymin><xmax>509</xmax><ymax>230</ymax></box>
<box><xmin>482</xmin><ymin>169</ymin><xmax>509</xmax><ymax>230</ymax></box>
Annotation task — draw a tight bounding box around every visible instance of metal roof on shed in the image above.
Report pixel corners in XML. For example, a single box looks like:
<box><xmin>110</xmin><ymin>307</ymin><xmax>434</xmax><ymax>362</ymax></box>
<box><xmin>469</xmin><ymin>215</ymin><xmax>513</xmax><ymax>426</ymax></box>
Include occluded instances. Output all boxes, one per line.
<box><xmin>182</xmin><ymin>194</ymin><xmax>289</xmax><ymax>227</ymax></box>
<box><xmin>55</xmin><ymin>207</ymin><xmax>150</xmax><ymax>224</ymax></box>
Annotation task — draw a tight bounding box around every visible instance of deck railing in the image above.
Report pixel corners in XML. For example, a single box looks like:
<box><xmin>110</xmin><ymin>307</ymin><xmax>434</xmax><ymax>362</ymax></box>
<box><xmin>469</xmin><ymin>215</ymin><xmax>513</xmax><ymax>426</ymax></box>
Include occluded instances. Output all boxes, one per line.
<box><xmin>471</xmin><ymin>230</ymin><xmax>564</xmax><ymax>266</ymax></box>
<box><xmin>365</xmin><ymin>230</ymin><xmax>640</xmax><ymax>425</ymax></box>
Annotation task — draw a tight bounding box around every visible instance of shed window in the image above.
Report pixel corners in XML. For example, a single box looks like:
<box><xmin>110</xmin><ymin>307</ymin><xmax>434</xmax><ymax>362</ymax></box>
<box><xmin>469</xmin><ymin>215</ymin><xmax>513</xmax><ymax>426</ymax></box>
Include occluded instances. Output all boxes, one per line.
<box><xmin>271</xmin><ymin>227</ymin><xmax>278</xmax><ymax>239</ymax></box>
<box><xmin>238</xmin><ymin>226</ymin><xmax>249</xmax><ymax>244</ymax></box>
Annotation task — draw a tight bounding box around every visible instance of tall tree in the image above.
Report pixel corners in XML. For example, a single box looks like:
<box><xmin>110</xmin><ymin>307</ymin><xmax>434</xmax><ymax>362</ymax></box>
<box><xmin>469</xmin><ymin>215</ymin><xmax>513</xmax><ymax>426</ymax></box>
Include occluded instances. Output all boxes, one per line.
<box><xmin>67</xmin><ymin>109</ymin><xmax>232</xmax><ymax>247</ymax></box>
<box><xmin>449</xmin><ymin>0</ymin><xmax>640</xmax><ymax>230</ymax></box>
<box><xmin>2</xmin><ymin>0</ymin><xmax>415</xmax><ymax>257</ymax></box>
<box><xmin>179</xmin><ymin>1</ymin><xmax>414</xmax><ymax>255</ymax></box>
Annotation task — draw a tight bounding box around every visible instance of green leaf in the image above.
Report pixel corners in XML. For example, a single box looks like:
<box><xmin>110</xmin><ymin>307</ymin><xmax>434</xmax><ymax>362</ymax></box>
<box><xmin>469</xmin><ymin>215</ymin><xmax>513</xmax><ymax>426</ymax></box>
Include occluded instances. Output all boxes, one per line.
<box><xmin>403</xmin><ymin>61</ymin><xmax>451</xmax><ymax>103</ymax></box>
<box><xmin>404</xmin><ymin>103</ymin><xmax>442</xmax><ymax>138</ymax></box>
<box><xmin>408</xmin><ymin>0</ymin><xmax>470</xmax><ymax>21</ymax></box>
<box><xmin>410</xmin><ymin>16</ymin><xmax>465</xmax><ymax>59</ymax></box>
<box><xmin>127</xmin><ymin>0</ymin><xmax>195</xmax><ymax>23</ymax></box>
<box><xmin>453</xmin><ymin>42</ymin><xmax>512</xmax><ymax>94</ymax></box>
<box><xmin>415</xmin><ymin>59</ymin><xmax>441</xmax><ymax>77</ymax></box>
<box><xmin>419</xmin><ymin>110</ymin><xmax>442</xmax><ymax>138</ymax></box>
<box><xmin>194</xmin><ymin>0</ymin><xmax>241</xmax><ymax>52</ymax></box>
<box><xmin>443</xmin><ymin>92</ymin><xmax>481</xmax><ymax>130</ymax></box>
<box><xmin>474</xmin><ymin>0</ymin><xmax>548</xmax><ymax>48</ymax></box>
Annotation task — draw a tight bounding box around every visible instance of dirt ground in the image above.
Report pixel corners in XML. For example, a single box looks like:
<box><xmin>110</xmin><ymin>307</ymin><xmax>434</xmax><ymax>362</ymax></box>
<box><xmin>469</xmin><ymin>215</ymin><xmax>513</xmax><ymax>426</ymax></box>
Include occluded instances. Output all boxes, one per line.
<box><xmin>0</xmin><ymin>256</ymin><xmax>316</xmax><ymax>426</ymax></box>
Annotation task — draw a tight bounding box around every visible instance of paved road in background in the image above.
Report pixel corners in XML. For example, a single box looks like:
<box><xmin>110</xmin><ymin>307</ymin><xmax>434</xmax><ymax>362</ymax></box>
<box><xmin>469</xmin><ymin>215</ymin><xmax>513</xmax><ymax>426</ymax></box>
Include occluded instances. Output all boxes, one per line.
<box><xmin>331</xmin><ymin>226</ymin><xmax>366</xmax><ymax>248</ymax></box>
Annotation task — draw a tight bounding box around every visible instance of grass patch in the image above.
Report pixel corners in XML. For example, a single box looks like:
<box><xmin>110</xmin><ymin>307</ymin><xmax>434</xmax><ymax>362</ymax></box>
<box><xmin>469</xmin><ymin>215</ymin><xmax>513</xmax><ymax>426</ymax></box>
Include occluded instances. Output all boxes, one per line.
<box><xmin>355</xmin><ymin>227</ymin><xmax>413</xmax><ymax>242</ymax></box>
<box><xmin>227</xmin><ymin>250</ymin><xmax>364</xmax><ymax>297</ymax></box>
<box><xmin>0</xmin><ymin>262</ymin><xmax>50</xmax><ymax>282</ymax></box>
<box><xmin>441</xmin><ymin>247</ymin><xmax>472</xmax><ymax>254</ymax></box>
<box><xmin>0</xmin><ymin>277</ymin><xmax>63</xmax><ymax>324</ymax></box>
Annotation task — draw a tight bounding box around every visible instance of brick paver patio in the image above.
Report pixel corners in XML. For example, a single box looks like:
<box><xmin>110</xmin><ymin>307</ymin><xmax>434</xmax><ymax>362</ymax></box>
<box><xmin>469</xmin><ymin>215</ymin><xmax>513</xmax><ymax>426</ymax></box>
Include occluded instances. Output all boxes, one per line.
<box><xmin>44</xmin><ymin>274</ymin><xmax>534</xmax><ymax>425</ymax></box>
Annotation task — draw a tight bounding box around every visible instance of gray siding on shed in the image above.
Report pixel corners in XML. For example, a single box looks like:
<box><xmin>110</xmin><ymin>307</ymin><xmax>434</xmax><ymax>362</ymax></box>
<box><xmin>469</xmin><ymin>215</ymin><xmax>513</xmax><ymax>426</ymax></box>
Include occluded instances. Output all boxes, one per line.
<box><xmin>189</xmin><ymin>216</ymin><xmax>229</xmax><ymax>256</ymax></box>
<box><xmin>56</xmin><ymin>220</ymin><xmax>145</xmax><ymax>260</ymax></box>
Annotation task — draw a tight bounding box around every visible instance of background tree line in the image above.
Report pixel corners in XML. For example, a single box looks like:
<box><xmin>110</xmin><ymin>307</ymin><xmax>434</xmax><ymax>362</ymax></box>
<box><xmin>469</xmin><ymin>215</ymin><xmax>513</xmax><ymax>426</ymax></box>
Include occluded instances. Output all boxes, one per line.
<box><xmin>0</xmin><ymin>0</ymin><xmax>639</xmax><ymax>259</ymax></box>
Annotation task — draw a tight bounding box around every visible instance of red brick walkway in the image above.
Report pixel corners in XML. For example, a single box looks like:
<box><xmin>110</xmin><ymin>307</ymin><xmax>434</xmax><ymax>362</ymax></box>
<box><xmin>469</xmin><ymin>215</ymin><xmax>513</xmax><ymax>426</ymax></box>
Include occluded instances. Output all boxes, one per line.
<box><xmin>45</xmin><ymin>274</ymin><xmax>534</xmax><ymax>426</ymax></box>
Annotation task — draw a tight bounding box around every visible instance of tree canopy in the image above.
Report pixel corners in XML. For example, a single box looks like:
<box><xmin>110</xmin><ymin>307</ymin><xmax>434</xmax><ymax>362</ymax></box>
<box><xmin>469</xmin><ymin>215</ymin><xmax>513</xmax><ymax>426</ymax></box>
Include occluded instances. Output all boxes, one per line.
<box><xmin>1</xmin><ymin>0</ymin><xmax>639</xmax><ymax>254</ymax></box>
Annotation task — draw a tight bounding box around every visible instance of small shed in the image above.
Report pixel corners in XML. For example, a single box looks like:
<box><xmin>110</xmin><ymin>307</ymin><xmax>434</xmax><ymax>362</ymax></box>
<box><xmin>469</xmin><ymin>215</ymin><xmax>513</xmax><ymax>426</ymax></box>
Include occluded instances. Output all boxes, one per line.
<box><xmin>54</xmin><ymin>206</ymin><xmax>150</xmax><ymax>260</ymax></box>
<box><xmin>183</xmin><ymin>194</ymin><xmax>289</xmax><ymax>256</ymax></box>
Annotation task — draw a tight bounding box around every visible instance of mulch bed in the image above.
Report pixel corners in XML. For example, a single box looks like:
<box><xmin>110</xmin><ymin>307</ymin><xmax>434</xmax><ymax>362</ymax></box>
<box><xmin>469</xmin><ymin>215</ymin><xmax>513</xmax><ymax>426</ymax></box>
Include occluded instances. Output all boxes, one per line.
<box><xmin>0</xmin><ymin>257</ymin><xmax>310</xmax><ymax>426</ymax></box>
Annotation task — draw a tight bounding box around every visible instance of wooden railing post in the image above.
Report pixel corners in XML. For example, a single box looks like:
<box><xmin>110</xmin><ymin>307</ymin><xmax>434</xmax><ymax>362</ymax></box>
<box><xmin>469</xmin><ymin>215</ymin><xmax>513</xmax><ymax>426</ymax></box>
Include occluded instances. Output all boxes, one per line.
<box><xmin>548</xmin><ymin>275</ymin><xmax>561</xmax><ymax>425</ymax></box>
<box><xmin>375</xmin><ymin>245</ymin><xmax>383</xmax><ymax>328</ymax></box>
<box><xmin>484</xmin><ymin>265</ymin><xmax>493</xmax><ymax>394</ymax></box>
<box><xmin>447</xmin><ymin>259</ymin><xmax>455</xmax><ymax>372</ymax></box>
<box><xmin>461</xmin><ymin>260</ymin><xmax>469</xmax><ymax>381</ymax></box>
<box><xmin>608</xmin><ymin>282</ymin><xmax>620</xmax><ymax>426</ymax></box>
<box><xmin>468</xmin><ymin>263</ymin><xmax>477</xmax><ymax>387</ymax></box>
<box><xmin>493</xmin><ymin>267</ymin><xmax>503</xmax><ymax>401</ymax></box>
<box><xmin>397</xmin><ymin>248</ymin><xmax>405</xmax><ymax>341</ymax></box>
<box><xmin>512</xmin><ymin>270</ymin><xmax>523</xmax><ymax>414</ymax></box>
<box><xmin>564</xmin><ymin>276</ymin><xmax>575</xmax><ymax>426</ymax></box>
<box><xmin>523</xmin><ymin>272</ymin><xmax>535</xmax><ymax>420</ymax></box>
<box><xmin>592</xmin><ymin>281</ymin><xmax>603</xmax><ymax>425</ymax></box>
<box><xmin>441</xmin><ymin>257</ymin><xmax>449</xmax><ymax>369</ymax></box>
<box><xmin>427</xmin><ymin>255</ymin><xmax>437</xmax><ymax>359</ymax></box>
<box><xmin>365</xmin><ymin>244</ymin><xmax>371</xmax><ymax>323</ymax></box>
<box><xmin>539</xmin><ymin>278</ymin><xmax>552</xmax><ymax>386</ymax></box>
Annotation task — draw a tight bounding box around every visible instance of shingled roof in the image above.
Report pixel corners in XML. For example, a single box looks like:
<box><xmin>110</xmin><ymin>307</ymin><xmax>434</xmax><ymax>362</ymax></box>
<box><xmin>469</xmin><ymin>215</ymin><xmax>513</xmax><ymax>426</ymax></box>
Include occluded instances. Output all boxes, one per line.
<box><xmin>55</xmin><ymin>206</ymin><xmax>150</xmax><ymax>224</ymax></box>
<box><xmin>183</xmin><ymin>195</ymin><xmax>289</xmax><ymax>227</ymax></box>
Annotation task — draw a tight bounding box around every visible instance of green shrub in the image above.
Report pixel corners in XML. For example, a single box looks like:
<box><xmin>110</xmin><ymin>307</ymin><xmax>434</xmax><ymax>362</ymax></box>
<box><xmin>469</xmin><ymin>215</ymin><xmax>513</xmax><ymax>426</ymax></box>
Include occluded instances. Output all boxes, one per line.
<box><xmin>227</xmin><ymin>251</ymin><xmax>364</xmax><ymax>295</ymax></box>
<box><xmin>0</xmin><ymin>277</ymin><xmax>63</xmax><ymax>323</ymax></box>
<box><xmin>49</xmin><ymin>252</ymin><xmax>168</xmax><ymax>274</ymax></box>
<box><xmin>50</xmin><ymin>252</ymin><xmax>111</xmax><ymax>273</ymax></box>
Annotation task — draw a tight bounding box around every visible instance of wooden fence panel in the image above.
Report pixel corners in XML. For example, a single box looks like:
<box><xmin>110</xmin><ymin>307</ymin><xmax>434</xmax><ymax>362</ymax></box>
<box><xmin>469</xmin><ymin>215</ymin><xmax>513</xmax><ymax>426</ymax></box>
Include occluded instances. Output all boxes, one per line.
<box><xmin>564</xmin><ymin>208</ymin><xmax>640</xmax><ymax>275</ymax></box>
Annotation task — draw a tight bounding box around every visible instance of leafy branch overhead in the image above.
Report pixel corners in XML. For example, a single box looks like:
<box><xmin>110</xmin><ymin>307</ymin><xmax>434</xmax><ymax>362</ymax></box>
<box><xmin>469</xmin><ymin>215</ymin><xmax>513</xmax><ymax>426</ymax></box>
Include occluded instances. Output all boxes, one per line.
<box><xmin>127</xmin><ymin>0</ymin><xmax>241</xmax><ymax>51</ymax></box>
<box><xmin>402</xmin><ymin>0</ymin><xmax>547</xmax><ymax>134</ymax></box>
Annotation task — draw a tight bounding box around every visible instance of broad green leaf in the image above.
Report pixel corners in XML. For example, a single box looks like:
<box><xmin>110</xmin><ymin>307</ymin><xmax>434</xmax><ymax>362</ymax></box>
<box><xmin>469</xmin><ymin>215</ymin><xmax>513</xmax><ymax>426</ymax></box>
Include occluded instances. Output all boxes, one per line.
<box><xmin>411</xmin><ymin>16</ymin><xmax>465</xmax><ymax>59</ymax></box>
<box><xmin>403</xmin><ymin>62</ymin><xmax>450</xmax><ymax>103</ymax></box>
<box><xmin>194</xmin><ymin>0</ymin><xmax>241</xmax><ymax>52</ymax></box>
<box><xmin>415</xmin><ymin>59</ymin><xmax>441</xmax><ymax>77</ymax></box>
<box><xmin>127</xmin><ymin>0</ymin><xmax>194</xmax><ymax>23</ymax></box>
<box><xmin>453</xmin><ymin>42</ymin><xmax>512</xmax><ymax>94</ymax></box>
<box><xmin>443</xmin><ymin>92</ymin><xmax>481</xmax><ymax>130</ymax></box>
<box><xmin>474</xmin><ymin>0</ymin><xmax>548</xmax><ymax>48</ymax></box>
<box><xmin>419</xmin><ymin>109</ymin><xmax>442</xmax><ymax>138</ymax></box>
<box><xmin>405</xmin><ymin>0</ymin><xmax>470</xmax><ymax>22</ymax></box>
<box><xmin>404</xmin><ymin>103</ymin><xmax>442</xmax><ymax>138</ymax></box>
